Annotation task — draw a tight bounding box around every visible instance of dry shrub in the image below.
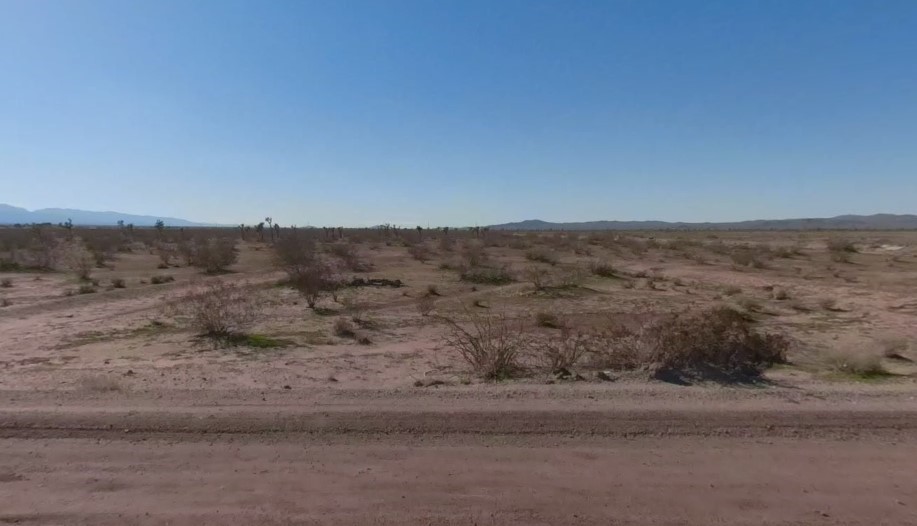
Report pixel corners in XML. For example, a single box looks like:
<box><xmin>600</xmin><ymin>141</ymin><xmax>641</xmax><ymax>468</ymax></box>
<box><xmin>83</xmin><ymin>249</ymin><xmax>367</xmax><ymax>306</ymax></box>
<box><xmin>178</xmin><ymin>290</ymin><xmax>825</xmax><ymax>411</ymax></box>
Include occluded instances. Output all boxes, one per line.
<box><xmin>175</xmin><ymin>280</ymin><xmax>256</xmax><ymax>337</ymax></box>
<box><xmin>408</xmin><ymin>243</ymin><xmax>434</xmax><ymax>263</ymax></box>
<box><xmin>536</xmin><ymin>328</ymin><xmax>593</xmax><ymax>372</ymax></box>
<box><xmin>639</xmin><ymin>307</ymin><xmax>788</xmax><ymax>380</ymax></box>
<box><xmin>328</xmin><ymin>242</ymin><xmax>371</xmax><ymax>272</ymax></box>
<box><xmin>150</xmin><ymin>275</ymin><xmax>175</xmax><ymax>285</ymax></box>
<box><xmin>333</xmin><ymin>318</ymin><xmax>356</xmax><ymax>338</ymax></box>
<box><xmin>460</xmin><ymin>241</ymin><xmax>488</xmax><ymax>268</ymax></box>
<box><xmin>534</xmin><ymin>311</ymin><xmax>563</xmax><ymax>328</ymax></box>
<box><xmin>589</xmin><ymin>260</ymin><xmax>616</xmax><ymax>278</ymax></box>
<box><xmin>287</xmin><ymin>258</ymin><xmax>341</xmax><ymax>308</ymax></box>
<box><xmin>827</xmin><ymin>238</ymin><xmax>857</xmax><ymax>254</ymax></box>
<box><xmin>460</xmin><ymin>265</ymin><xmax>514</xmax><ymax>285</ymax></box>
<box><xmin>525</xmin><ymin>248</ymin><xmax>559</xmax><ymax>266</ymax></box>
<box><xmin>730</xmin><ymin>248</ymin><xmax>768</xmax><ymax>269</ymax></box>
<box><xmin>111</xmin><ymin>278</ymin><xmax>126</xmax><ymax>289</ymax></box>
<box><xmin>191</xmin><ymin>238</ymin><xmax>238</xmax><ymax>274</ymax></box>
<box><xmin>417</xmin><ymin>295</ymin><xmax>435</xmax><ymax>317</ymax></box>
<box><xmin>60</xmin><ymin>240</ymin><xmax>95</xmax><ymax>280</ymax></box>
<box><xmin>0</xmin><ymin>278</ymin><xmax>11</xmax><ymax>288</ymax></box>
<box><xmin>440</xmin><ymin>312</ymin><xmax>529</xmax><ymax>380</ymax></box>
<box><xmin>78</xmin><ymin>375</ymin><xmax>124</xmax><ymax>393</ymax></box>
<box><xmin>154</xmin><ymin>242</ymin><xmax>178</xmax><ymax>268</ymax></box>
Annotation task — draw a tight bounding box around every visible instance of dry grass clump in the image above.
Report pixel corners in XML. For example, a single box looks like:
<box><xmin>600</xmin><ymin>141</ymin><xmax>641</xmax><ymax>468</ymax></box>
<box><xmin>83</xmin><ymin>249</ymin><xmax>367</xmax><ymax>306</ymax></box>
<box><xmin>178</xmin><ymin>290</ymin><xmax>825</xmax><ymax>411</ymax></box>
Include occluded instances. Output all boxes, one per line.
<box><xmin>822</xmin><ymin>346</ymin><xmax>889</xmax><ymax>378</ymax></box>
<box><xmin>440</xmin><ymin>312</ymin><xmax>529</xmax><ymax>380</ymax></box>
<box><xmin>174</xmin><ymin>280</ymin><xmax>257</xmax><ymax>338</ymax></box>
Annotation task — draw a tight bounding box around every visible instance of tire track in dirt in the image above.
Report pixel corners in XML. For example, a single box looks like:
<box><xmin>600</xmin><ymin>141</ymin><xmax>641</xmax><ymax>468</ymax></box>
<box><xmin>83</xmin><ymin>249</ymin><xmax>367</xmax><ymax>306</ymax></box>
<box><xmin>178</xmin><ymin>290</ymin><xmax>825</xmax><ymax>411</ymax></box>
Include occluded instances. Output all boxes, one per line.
<box><xmin>2</xmin><ymin>407</ymin><xmax>915</xmax><ymax>440</ymax></box>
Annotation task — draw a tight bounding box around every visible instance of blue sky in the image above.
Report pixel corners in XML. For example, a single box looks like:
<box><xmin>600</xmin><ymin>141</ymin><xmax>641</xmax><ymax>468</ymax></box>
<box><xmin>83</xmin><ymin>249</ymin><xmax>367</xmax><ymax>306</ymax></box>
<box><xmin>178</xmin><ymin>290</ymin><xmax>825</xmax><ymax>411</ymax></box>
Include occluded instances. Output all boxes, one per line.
<box><xmin>2</xmin><ymin>0</ymin><xmax>916</xmax><ymax>227</ymax></box>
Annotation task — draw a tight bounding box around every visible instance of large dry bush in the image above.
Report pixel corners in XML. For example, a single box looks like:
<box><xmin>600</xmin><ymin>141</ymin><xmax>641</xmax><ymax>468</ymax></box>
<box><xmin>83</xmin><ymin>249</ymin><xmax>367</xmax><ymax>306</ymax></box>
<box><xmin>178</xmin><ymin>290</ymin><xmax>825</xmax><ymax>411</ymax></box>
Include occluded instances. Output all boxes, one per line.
<box><xmin>637</xmin><ymin>307</ymin><xmax>788</xmax><ymax>380</ymax></box>
<box><xmin>174</xmin><ymin>280</ymin><xmax>257</xmax><ymax>337</ymax></box>
<box><xmin>191</xmin><ymin>238</ymin><xmax>238</xmax><ymax>274</ymax></box>
<box><xmin>440</xmin><ymin>312</ymin><xmax>529</xmax><ymax>380</ymax></box>
<box><xmin>59</xmin><ymin>239</ymin><xmax>96</xmax><ymax>280</ymax></box>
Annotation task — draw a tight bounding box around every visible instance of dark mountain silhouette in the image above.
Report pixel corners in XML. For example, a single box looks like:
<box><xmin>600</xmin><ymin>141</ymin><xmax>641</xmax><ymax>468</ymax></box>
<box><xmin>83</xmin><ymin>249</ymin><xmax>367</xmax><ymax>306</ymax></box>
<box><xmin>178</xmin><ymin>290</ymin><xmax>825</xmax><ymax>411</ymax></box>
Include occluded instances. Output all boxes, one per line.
<box><xmin>0</xmin><ymin>204</ymin><xmax>215</xmax><ymax>227</ymax></box>
<box><xmin>489</xmin><ymin>214</ymin><xmax>917</xmax><ymax>231</ymax></box>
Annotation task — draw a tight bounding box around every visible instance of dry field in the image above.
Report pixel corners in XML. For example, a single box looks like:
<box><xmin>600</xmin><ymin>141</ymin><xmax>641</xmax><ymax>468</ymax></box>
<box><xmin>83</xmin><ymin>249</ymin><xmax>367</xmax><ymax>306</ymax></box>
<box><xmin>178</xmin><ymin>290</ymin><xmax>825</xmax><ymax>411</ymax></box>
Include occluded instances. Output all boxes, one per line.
<box><xmin>2</xmin><ymin>226</ymin><xmax>917</xmax><ymax>525</ymax></box>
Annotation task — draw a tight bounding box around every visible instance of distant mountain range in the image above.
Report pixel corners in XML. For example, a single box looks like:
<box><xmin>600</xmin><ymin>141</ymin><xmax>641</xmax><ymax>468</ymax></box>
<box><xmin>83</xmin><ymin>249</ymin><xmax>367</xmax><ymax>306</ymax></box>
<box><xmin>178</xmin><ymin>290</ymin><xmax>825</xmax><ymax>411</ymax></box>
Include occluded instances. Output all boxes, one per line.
<box><xmin>489</xmin><ymin>214</ymin><xmax>917</xmax><ymax>231</ymax></box>
<box><xmin>0</xmin><ymin>204</ymin><xmax>215</xmax><ymax>227</ymax></box>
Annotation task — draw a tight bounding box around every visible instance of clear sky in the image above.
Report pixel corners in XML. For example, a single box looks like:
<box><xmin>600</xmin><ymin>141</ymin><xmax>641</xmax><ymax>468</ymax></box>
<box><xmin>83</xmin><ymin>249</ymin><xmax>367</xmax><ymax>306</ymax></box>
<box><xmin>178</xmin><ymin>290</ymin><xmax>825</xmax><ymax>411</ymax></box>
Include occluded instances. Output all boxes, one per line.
<box><xmin>2</xmin><ymin>0</ymin><xmax>916</xmax><ymax>227</ymax></box>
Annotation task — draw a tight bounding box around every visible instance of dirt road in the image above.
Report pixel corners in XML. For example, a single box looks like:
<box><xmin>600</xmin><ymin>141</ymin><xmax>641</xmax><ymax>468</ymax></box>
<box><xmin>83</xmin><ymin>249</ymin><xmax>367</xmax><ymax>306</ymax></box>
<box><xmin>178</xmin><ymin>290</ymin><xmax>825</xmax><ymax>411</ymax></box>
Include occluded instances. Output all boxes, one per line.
<box><xmin>2</xmin><ymin>395</ymin><xmax>916</xmax><ymax>525</ymax></box>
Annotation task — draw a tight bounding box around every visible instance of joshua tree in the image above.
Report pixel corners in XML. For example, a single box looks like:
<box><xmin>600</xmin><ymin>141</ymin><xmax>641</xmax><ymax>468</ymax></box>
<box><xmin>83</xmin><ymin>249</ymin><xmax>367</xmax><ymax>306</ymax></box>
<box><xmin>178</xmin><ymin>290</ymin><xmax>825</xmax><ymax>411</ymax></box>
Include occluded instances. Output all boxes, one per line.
<box><xmin>416</xmin><ymin>225</ymin><xmax>423</xmax><ymax>241</ymax></box>
<box><xmin>265</xmin><ymin>217</ymin><xmax>274</xmax><ymax>243</ymax></box>
<box><xmin>154</xmin><ymin>220</ymin><xmax>165</xmax><ymax>239</ymax></box>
